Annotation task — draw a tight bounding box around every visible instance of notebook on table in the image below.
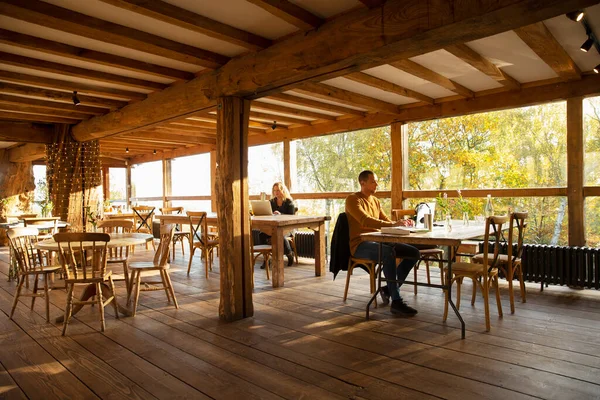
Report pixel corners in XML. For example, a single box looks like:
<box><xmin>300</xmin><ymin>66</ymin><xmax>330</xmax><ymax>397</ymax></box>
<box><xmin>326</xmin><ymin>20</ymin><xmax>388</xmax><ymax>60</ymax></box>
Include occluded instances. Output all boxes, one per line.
<box><xmin>250</xmin><ymin>200</ymin><xmax>273</xmax><ymax>216</ymax></box>
<box><xmin>381</xmin><ymin>226</ymin><xmax>411</xmax><ymax>236</ymax></box>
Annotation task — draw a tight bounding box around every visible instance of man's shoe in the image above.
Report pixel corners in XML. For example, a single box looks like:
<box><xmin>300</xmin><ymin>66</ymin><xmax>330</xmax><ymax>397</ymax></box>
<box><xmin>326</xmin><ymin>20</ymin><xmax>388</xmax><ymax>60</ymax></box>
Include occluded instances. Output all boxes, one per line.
<box><xmin>390</xmin><ymin>298</ymin><xmax>418</xmax><ymax>316</ymax></box>
<box><xmin>287</xmin><ymin>252</ymin><xmax>295</xmax><ymax>266</ymax></box>
<box><xmin>379</xmin><ymin>286</ymin><xmax>390</xmax><ymax>305</ymax></box>
<box><xmin>260</xmin><ymin>261</ymin><xmax>266</xmax><ymax>269</ymax></box>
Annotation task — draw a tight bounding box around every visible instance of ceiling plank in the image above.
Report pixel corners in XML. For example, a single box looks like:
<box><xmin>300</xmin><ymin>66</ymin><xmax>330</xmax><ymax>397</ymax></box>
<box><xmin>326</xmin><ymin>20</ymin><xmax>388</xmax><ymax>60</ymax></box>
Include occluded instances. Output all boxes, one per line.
<box><xmin>251</xmin><ymin>101</ymin><xmax>337</xmax><ymax>120</ymax></box>
<box><xmin>100</xmin><ymin>0</ymin><xmax>271</xmax><ymax>51</ymax></box>
<box><xmin>358</xmin><ymin>0</ymin><xmax>387</xmax><ymax>8</ymax></box>
<box><xmin>0</xmin><ymin>94</ymin><xmax>105</xmax><ymax>116</ymax></box>
<box><xmin>121</xmin><ymin>131</ymin><xmax>216</xmax><ymax>145</ymax></box>
<box><xmin>0</xmin><ymin>52</ymin><xmax>165</xmax><ymax>91</ymax></box>
<box><xmin>0</xmin><ymin>82</ymin><xmax>127</xmax><ymax>109</ymax></box>
<box><xmin>514</xmin><ymin>22</ymin><xmax>582</xmax><ymax>80</ymax></box>
<box><xmin>249</xmin><ymin>111</ymin><xmax>311</xmax><ymax>125</ymax></box>
<box><xmin>0</xmin><ymin>28</ymin><xmax>193</xmax><ymax>81</ymax></box>
<box><xmin>0</xmin><ymin>103</ymin><xmax>88</xmax><ymax>120</ymax></box>
<box><xmin>446</xmin><ymin>43</ymin><xmax>521</xmax><ymax>90</ymax></box>
<box><xmin>344</xmin><ymin>72</ymin><xmax>434</xmax><ymax>104</ymax></box>
<box><xmin>0</xmin><ymin>121</ymin><xmax>53</xmax><ymax>143</ymax></box>
<box><xmin>294</xmin><ymin>83</ymin><xmax>401</xmax><ymax>114</ymax></box>
<box><xmin>8</xmin><ymin>143</ymin><xmax>46</xmax><ymax>162</ymax></box>
<box><xmin>0</xmin><ymin>70</ymin><xmax>147</xmax><ymax>101</ymax></box>
<box><xmin>0</xmin><ymin>0</ymin><xmax>229</xmax><ymax>69</ymax></box>
<box><xmin>72</xmin><ymin>0</ymin><xmax>596</xmax><ymax>140</ymax></box>
<box><xmin>389</xmin><ymin>59</ymin><xmax>474</xmax><ymax>98</ymax></box>
<box><xmin>0</xmin><ymin>111</ymin><xmax>79</xmax><ymax>124</ymax></box>
<box><xmin>246</xmin><ymin>0</ymin><xmax>323</xmax><ymax>30</ymax></box>
<box><xmin>268</xmin><ymin>93</ymin><xmax>365</xmax><ymax>116</ymax></box>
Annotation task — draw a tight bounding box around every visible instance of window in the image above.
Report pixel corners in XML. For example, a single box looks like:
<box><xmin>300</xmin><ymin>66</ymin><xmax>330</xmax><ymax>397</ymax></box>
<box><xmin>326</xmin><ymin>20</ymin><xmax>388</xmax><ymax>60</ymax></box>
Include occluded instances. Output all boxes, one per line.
<box><xmin>584</xmin><ymin>96</ymin><xmax>600</xmax><ymax>186</ymax></box>
<box><xmin>248</xmin><ymin>143</ymin><xmax>283</xmax><ymax>195</ymax></box>
<box><xmin>171</xmin><ymin>154</ymin><xmax>211</xmax><ymax>196</ymax></box>
<box><xmin>32</xmin><ymin>165</ymin><xmax>47</xmax><ymax>215</ymax></box>
<box><xmin>131</xmin><ymin>161</ymin><xmax>162</xmax><ymax>199</ymax></box>
<box><xmin>108</xmin><ymin>168</ymin><xmax>126</xmax><ymax>207</ymax></box>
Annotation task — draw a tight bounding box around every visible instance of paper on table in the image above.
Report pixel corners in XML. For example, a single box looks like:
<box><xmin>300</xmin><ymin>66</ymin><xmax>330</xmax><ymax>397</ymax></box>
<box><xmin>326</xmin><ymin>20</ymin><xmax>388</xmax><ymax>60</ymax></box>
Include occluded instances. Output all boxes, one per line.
<box><xmin>381</xmin><ymin>226</ymin><xmax>410</xmax><ymax>235</ymax></box>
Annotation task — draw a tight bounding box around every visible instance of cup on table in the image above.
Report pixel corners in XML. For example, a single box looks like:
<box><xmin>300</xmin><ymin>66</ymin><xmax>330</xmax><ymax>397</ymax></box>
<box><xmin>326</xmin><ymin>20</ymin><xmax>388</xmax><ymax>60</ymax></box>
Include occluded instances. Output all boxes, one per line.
<box><xmin>475</xmin><ymin>215</ymin><xmax>485</xmax><ymax>224</ymax></box>
<box><xmin>424</xmin><ymin>213</ymin><xmax>432</xmax><ymax>231</ymax></box>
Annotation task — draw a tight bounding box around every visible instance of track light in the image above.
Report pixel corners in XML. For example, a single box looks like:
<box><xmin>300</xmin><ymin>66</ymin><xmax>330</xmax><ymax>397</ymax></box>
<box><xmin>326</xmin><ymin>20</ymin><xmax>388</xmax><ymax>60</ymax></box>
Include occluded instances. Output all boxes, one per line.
<box><xmin>594</xmin><ymin>64</ymin><xmax>600</xmax><ymax>74</ymax></box>
<box><xmin>125</xmin><ymin>147</ymin><xmax>129</xmax><ymax>153</ymax></box>
<box><xmin>581</xmin><ymin>36</ymin><xmax>594</xmax><ymax>52</ymax></box>
<box><xmin>271</xmin><ymin>121</ymin><xmax>277</xmax><ymax>130</ymax></box>
<box><xmin>566</xmin><ymin>10</ymin><xmax>584</xmax><ymax>22</ymax></box>
<box><xmin>72</xmin><ymin>91</ymin><xmax>80</xmax><ymax>105</ymax></box>
<box><xmin>153</xmin><ymin>149</ymin><xmax>157</xmax><ymax>154</ymax></box>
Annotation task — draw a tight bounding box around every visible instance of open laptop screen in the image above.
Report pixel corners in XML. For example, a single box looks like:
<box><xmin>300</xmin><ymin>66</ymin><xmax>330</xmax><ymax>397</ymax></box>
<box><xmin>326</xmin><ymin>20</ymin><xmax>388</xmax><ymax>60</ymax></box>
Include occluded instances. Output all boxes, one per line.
<box><xmin>250</xmin><ymin>200</ymin><xmax>273</xmax><ymax>216</ymax></box>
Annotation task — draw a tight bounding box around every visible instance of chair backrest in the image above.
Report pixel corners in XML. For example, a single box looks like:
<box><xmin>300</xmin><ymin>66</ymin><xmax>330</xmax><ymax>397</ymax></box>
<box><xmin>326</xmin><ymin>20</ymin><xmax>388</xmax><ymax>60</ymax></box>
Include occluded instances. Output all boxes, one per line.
<box><xmin>188</xmin><ymin>211</ymin><xmax>208</xmax><ymax>246</ymax></box>
<box><xmin>481</xmin><ymin>215</ymin><xmax>509</xmax><ymax>272</ymax></box>
<box><xmin>159</xmin><ymin>207</ymin><xmax>183</xmax><ymax>215</ymax></box>
<box><xmin>154</xmin><ymin>224</ymin><xmax>175</xmax><ymax>267</ymax></box>
<box><xmin>97</xmin><ymin>219</ymin><xmax>134</xmax><ymax>233</ymax></box>
<box><xmin>24</xmin><ymin>217</ymin><xmax>59</xmax><ymax>235</ymax></box>
<box><xmin>53</xmin><ymin>232</ymin><xmax>110</xmax><ymax>281</ymax></box>
<box><xmin>329</xmin><ymin>213</ymin><xmax>351</xmax><ymax>279</ymax></box>
<box><xmin>131</xmin><ymin>206</ymin><xmax>155</xmax><ymax>232</ymax></box>
<box><xmin>7</xmin><ymin>227</ymin><xmax>45</xmax><ymax>274</ymax></box>
<box><xmin>507</xmin><ymin>212</ymin><xmax>528</xmax><ymax>262</ymax></box>
<box><xmin>391</xmin><ymin>209</ymin><xmax>416</xmax><ymax>220</ymax></box>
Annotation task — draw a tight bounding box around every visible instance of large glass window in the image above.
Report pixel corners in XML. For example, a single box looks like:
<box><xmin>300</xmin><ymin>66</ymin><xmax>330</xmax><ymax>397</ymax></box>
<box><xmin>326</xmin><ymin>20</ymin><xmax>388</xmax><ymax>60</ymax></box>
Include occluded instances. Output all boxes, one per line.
<box><xmin>171</xmin><ymin>153</ymin><xmax>211</xmax><ymax>196</ymax></box>
<box><xmin>131</xmin><ymin>161</ymin><xmax>162</xmax><ymax>199</ymax></box>
<box><xmin>248</xmin><ymin>143</ymin><xmax>283</xmax><ymax>195</ymax></box>
<box><xmin>32</xmin><ymin>165</ymin><xmax>47</xmax><ymax>215</ymax></box>
<box><xmin>407</xmin><ymin>102</ymin><xmax>567</xmax><ymax>190</ymax></box>
<box><xmin>584</xmin><ymin>96</ymin><xmax>600</xmax><ymax>186</ymax></box>
<box><xmin>585</xmin><ymin>197</ymin><xmax>600</xmax><ymax>247</ymax></box>
<box><xmin>108</xmin><ymin>168</ymin><xmax>126</xmax><ymax>207</ymax></box>
<box><xmin>171</xmin><ymin>199</ymin><xmax>212</xmax><ymax>213</ymax></box>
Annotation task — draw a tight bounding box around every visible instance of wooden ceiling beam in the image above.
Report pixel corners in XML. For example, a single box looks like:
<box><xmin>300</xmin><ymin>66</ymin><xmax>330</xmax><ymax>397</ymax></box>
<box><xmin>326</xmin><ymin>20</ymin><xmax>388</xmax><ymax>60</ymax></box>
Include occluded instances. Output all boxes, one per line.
<box><xmin>8</xmin><ymin>143</ymin><xmax>46</xmax><ymax>162</ymax></box>
<box><xmin>73</xmin><ymin>0</ymin><xmax>596</xmax><ymax>140</ymax></box>
<box><xmin>0</xmin><ymin>82</ymin><xmax>127</xmax><ymax>109</ymax></box>
<box><xmin>101</xmin><ymin>140</ymin><xmax>175</xmax><ymax>149</ymax></box>
<box><xmin>170</xmin><ymin>120</ymin><xmax>219</xmax><ymax>129</ymax></box>
<box><xmin>0</xmin><ymin>28</ymin><xmax>193</xmax><ymax>82</ymax></box>
<box><xmin>129</xmin><ymin>144</ymin><xmax>215</xmax><ymax>164</ymax></box>
<box><xmin>267</xmin><ymin>93</ymin><xmax>365</xmax><ymax>116</ymax></box>
<box><xmin>251</xmin><ymin>101</ymin><xmax>337</xmax><ymax>120</ymax></box>
<box><xmin>0</xmin><ymin>104</ymin><xmax>88</xmax><ymax>121</ymax></box>
<box><xmin>0</xmin><ymin>52</ymin><xmax>165</xmax><ymax>92</ymax></box>
<box><xmin>121</xmin><ymin>131</ymin><xmax>217</xmax><ymax>145</ymax></box>
<box><xmin>249</xmin><ymin>111</ymin><xmax>311</xmax><ymax>126</ymax></box>
<box><xmin>0</xmin><ymin>94</ymin><xmax>105</xmax><ymax>116</ymax></box>
<box><xmin>0</xmin><ymin>121</ymin><xmax>53</xmax><ymax>143</ymax></box>
<box><xmin>514</xmin><ymin>22</ymin><xmax>582</xmax><ymax>80</ymax></box>
<box><xmin>0</xmin><ymin>111</ymin><xmax>79</xmax><ymax>124</ymax></box>
<box><xmin>100</xmin><ymin>0</ymin><xmax>271</xmax><ymax>51</ymax></box>
<box><xmin>358</xmin><ymin>0</ymin><xmax>387</xmax><ymax>8</ymax></box>
<box><xmin>0</xmin><ymin>70</ymin><xmax>148</xmax><ymax>101</ymax></box>
<box><xmin>0</xmin><ymin>0</ymin><xmax>229</xmax><ymax>69</ymax></box>
<box><xmin>157</xmin><ymin>127</ymin><xmax>217</xmax><ymax>137</ymax></box>
<box><xmin>390</xmin><ymin>59</ymin><xmax>474</xmax><ymax>98</ymax></box>
<box><xmin>246</xmin><ymin>0</ymin><xmax>323</xmax><ymax>30</ymax></box>
<box><xmin>294</xmin><ymin>83</ymin><xmax>400</xmax><ymax>114</ymax></box>
<box><xmin>344</xmin><ymin>72</ymin><xmax>434</xmax><ymax>104</ymax></box>
<box><xmin>446</xmin><ymin>43</ymin><xmax>521</xmax><ymax>90</ymax></box>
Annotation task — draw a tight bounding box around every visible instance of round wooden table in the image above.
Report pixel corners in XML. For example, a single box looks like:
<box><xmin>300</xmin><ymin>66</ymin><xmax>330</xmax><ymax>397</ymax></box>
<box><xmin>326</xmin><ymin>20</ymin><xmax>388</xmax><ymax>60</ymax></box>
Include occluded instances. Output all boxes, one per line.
<box><xmin>35</xmin><ymin>233</ymin><xmax>153</xmax><ymax>322</ymax></box>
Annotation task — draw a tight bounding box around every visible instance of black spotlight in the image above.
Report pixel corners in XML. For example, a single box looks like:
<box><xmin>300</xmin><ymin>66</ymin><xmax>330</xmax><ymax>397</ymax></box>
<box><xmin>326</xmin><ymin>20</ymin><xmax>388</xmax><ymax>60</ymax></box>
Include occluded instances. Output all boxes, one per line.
<box><xmin>594</xmin><ymin>64</ymin><xmax>600</xmax><ymax>74</ymax></box>
<box><xmin>271</xmin><ymin>121</ymin><xmax>277</xmax><ymax>130</ymax></box>
<box><xmin>566</xmin><ymin>10</ymin><xmax>584</xmax><ymax>22</ymax></box>
<box><xmin>581</xmin><ymin>36</ymin><xmax>594</xmax><ymax>52</ymax></box>
<box><xmin>153</xmin><ymin>149</ymin><xmax>157</xmax><ymax>154</ymax></box>
<box><xmin>72</xmin><ymin>90</ymin><xmax>80</xmax><ymax>105</ymax></box>
<box><xmin>125</xmin><ymin>147</ymin><xmax>129</xmax><ymax>153</ymax></box>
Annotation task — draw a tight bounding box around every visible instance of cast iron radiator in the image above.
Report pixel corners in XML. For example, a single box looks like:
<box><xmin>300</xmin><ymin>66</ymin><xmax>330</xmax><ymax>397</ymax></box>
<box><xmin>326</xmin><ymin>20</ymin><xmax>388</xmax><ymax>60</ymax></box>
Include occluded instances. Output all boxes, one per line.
<box><xmin>478</xmin><ymin>243</ymin><xmax>600</xmax><ymax>290</ymax></box>
<box><xmin>251</xmin><ymin>230</ymin><xmax>315</xmax><ymax>259</ymax></box>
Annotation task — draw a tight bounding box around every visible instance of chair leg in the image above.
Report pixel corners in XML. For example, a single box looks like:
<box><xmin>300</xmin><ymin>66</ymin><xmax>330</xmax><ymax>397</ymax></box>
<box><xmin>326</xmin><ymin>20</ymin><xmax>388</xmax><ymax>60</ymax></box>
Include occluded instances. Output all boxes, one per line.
<box><xmin>43</xmin><ymin>273</ymin><xmax>50</xmax><ymax>323</ymax></box>
<box><xmin>494</xmin><ymin>275</ymin><xmax>503</xmax><ymax>318</ymax></box>
<box><xmin>164</xmin><ymin>270</ymin><xmax>178</xmax><ymax>309</ymax></box>
<box><xmin>131</xmin><ymin>270</ymin><xmax>142</xmax><ymax>317</ymax></box>
<box><xmin>10</xmin><ymin>275</ymin><xmax>26</xmax><ymax>320</ymax></box>
<box><xmin>62</xmin><ymin>284</ymin><xmax>74</xmax><ymax>336</ymax></box>
<box><xmin>369</xmin><ymin>265</ymin><xmax>377</xmax><ymax>305</ymax></box>
<box><xmin>204</xmin><ymin>248</ymin><xmax>209</xmax><ymax>279</ymax></box>
<box><xmin>108</xmin><ymin>277</ymin><xmax>119</xmax><ymax>320</ymax></box>
<box><xmin>518</xmin><ymin>265</ymin><xmax>527</xmax><ymax>303</ymax></box>
<box><xmin>160</xmin><ymin>270</ymin><xmax>172</xmax><ymax>303</ymax></box>
<box><xmin>481</xmin><ymin>279</ymin><xmax>491</xmax><ymax>332</ymax></box>
<box><xmin>187</xmin><ymin>247</ymin><xmax>196</xmax><ymax>276</ymax></box>
<box><xmin>471</xmin><ymin>278</ymin><xmax>477</xmax><ymax>306</ymax></box>
<box><xmin>265</xmin><ymin>254</ymin><xmax>270</xmax><ymax>281</ymax></box>
<box><xmin>343</xmin><ymin>265</ymin><xmax>353</xmax><ymax>302</ymax></box>
<box><xmin>30</xmin><ymin>275</ymin><xmax>40</xmax><ymax>310</ymax></box>
<box><xmin>97</xmin><ymin>282</ymin><xmax>105</xmax><ymax>332</ymax></box>
<box><xmin>425</xmin><ymin>259</ymin><xmax>431</xmax><ymax>285</ymax></box>
<box><xmin>413</xmin><ymin>265</ymin><xmax>418</xmax><ymax>295</ymax></box>
<box><xmin>507</xmin><ymin>265</ymin><xmax>515</xmax><ymax>314</ymax></box>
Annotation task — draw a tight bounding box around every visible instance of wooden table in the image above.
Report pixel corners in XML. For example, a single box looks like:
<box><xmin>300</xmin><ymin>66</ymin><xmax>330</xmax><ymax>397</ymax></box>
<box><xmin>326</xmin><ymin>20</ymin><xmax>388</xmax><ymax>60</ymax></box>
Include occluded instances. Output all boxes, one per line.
<box><xmin>0</xmin><ymin>219</ymin><xmax>68</xmax><ymax>230</ymax></box>
<box><xmin>156</xmin><ymin>213</ymin><xmax>330</xmax><ymax>288</ymax></box>
<box><xmin>35</xmin><ymin>232</ymin><xmax>153</xmax><ymax>322</ymax></box>
<box><xmin>103</xmin><ymin>212</ymin><xmax>135</xmax><ymax>220</ymax></box>
<box><xmin>361</xmin><ymin>222</ymin><xmax>489</xmax><ymax>338</ymax></box>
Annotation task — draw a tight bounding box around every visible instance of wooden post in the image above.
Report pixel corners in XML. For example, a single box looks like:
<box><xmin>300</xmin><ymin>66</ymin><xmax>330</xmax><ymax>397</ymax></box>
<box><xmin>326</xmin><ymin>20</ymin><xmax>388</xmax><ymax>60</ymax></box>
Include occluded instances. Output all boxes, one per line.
<box><xmin>390</xmin><ymin>122</ymin><xmax>407</xmax><ymax>212</ymax></box>
<box><xmin>567</xmin><ymin>97</ymin><xmax>585</xmax><ymax>246</ymax></box>
<box><xmin>216</xmin><ymin>97</ymin><xmax>253</xmax><ymax>321</ymax></box>
<box><xmin>126</xmin><ymin>163</ymin><xmax>132</xmax><ymax>209</ymax></box>
<box><xmin>102</xmin><ymin>166</ymin><xmax>110</xmax><ymax>203</ymax></box>
<box><xmin>283</xmin><ymin>139</ymin><xmax>291</xmax><ymax>191</ymax></box>
<box><xmin>210</xmin><ymin>150</ymin><xmax>217</xmax><ymax>212</ymax></box>
<box><xmin>162</xmin><ymin>158</ymin><xmax>171</xmax><ymax>208</ymax></box>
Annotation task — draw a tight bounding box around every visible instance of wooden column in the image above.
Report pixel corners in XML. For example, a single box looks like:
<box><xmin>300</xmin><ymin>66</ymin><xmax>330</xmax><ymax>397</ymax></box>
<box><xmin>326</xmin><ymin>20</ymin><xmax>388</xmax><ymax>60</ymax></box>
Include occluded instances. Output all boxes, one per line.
<box><xmin>162</xmin><ymin>158</ymin><xmax>171</xmax><ymax>208</ymax></box>
<box><xmin>391</xmin><ymin>122</ymin><xmax>407</xmax><ymax>212</ymax></box>
<box><xmin>216</xmin><ymin>97</ymin><xmax>253</xmax><ymax>321</ymax></box>
<box><xmin>210</xmin><ymin>150</ymin><xmax>217</xmax><ymax>212</ymax></box>
<box><xmin>126</xmin><ymin>163</ymin><xmax>132</xmax><ymax>209</ymax></box>
<box><xmin>283</xmin><ymin>139</ymin><xmax>291</xmax><ymax>191</ymax></box>
<box><xmin>567</xmin><ymin>97</ymin><xmax>585</xmax><ymax>246</ymax></box>
<box><xmin>102</xmin><ymin>166</ymin><xmax>110</xmax><ymax>203</ymax></box>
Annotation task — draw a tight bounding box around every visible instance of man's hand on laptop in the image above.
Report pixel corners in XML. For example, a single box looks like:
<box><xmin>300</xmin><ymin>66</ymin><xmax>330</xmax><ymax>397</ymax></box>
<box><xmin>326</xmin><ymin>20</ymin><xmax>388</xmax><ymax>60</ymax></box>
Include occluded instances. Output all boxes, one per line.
<box><xmin>393</xmin><ymin>219</ymin><xmax>414</xmax><ymax>227</ymax></box>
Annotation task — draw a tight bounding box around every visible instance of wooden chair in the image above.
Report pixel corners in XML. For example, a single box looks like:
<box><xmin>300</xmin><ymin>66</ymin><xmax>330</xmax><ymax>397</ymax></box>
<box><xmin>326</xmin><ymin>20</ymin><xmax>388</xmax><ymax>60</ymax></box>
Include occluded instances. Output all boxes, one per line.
<box><xmin>187</xmin><ymin>211</ymin><xmax>219</xmax><ymax>277</ymax></box>
<box><xmin>98</xmin><ymin>219</ymin><xmax>134</xmax><ymax>294</ymax></box>
<box><xmin>54</xmin><ymin>232</ymin><xmax>117</xmax><ymax>335</ymax></box>
<box><xmin>159</xmin><ymin>206</ymin><xmax>190</xmax><ymax>260</ymax></box>
<box><xmin>131</xmin><ymin>205</ymin><xmax>156</xmax><ymax>250</ymax></box>
<box><xmin>472</xmin><ymin>212</ymin><xmax>528</xmax><ymax>313</ymax></box>
<box><xmin>128</xmin><ymin>224</ymin><xmax>177</xmax><ymax>316</ymax></box>
<box><xmin>391</xmin><ymin>209</ymin><xmax>444</xmax><ymax>294</ymax></box>
<box><xmin>344</xmin><ymin>256</ymin><xmax>379</xmax><ymax>307</ymax></box>
<box><xmin>23</xmin><ymin>217</ymin><xmax>59</xmax><ymax>240</ymax></box>
<box><xmin>443</xmin><ymin>215</ymin><xmax>507</xmax><ymax>331</ymax></box>
<box><xmin>252</xmin><ymin>226</ymin><xmax>272</xmax><ymax>281</ymax></box>
<box><xmin>7</xmin><ymin>228</ymin><xmax>61</xmax><ymax>323</ymax></box>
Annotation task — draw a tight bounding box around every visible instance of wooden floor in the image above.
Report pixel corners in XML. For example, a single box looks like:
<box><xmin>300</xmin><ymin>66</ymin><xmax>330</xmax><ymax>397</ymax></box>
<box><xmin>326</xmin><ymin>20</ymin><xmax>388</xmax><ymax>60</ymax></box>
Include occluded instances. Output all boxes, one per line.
<box><xmin>1</xmin><ymin>246</ymin><xmax>600</xmax><ymax>400</ymax></box>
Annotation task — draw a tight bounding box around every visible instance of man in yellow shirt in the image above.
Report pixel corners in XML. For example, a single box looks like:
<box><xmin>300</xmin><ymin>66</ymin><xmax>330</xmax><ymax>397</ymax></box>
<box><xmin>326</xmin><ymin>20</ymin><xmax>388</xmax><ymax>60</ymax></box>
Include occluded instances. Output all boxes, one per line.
<box><xmin>345</xmin><ymin>170</ymin><xmax>420</xmax><ymax>316</ymax></box>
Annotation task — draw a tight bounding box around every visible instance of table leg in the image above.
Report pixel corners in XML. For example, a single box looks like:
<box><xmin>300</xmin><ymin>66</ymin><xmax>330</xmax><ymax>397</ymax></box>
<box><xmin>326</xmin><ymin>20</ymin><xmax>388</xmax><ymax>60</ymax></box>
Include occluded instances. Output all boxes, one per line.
<box><xmin>445</xmin><ymin>245</ymin><xmax>466</xmax><ymax>339</ymax></box>
<box><xmin>314</xmin><ymin>224</ymin><xmax>326</xmax><ymax>276</ymax></box>
<box><xmin>270</xmin><ymin>227</ymin><xmax>285</xmax><ymax>288</ymax></box>
<box><xmin>54</xmin><ymin>283</ymin><xmax>131</xmax><ymax>323</ymax></box>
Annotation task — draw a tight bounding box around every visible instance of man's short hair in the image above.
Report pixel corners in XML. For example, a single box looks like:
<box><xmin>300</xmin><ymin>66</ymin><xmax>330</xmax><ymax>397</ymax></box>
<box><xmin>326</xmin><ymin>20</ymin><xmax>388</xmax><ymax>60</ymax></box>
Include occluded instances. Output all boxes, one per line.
<box><xmin>358</xmin><ymin>170</ymin><xmax>374</xmax><ymax>184</ymax></box>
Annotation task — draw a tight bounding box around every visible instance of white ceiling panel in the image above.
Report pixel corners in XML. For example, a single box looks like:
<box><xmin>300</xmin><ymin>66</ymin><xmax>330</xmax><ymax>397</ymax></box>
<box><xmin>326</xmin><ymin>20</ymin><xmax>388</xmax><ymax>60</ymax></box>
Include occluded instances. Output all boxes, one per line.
<box><xmin>284</xmin><ymin>91</ymin><xmax>368</xmax><ymax>111</ymax></box>
<box><xmin>363</xmin><ymin>65</ymin><xmax>457</xmax><ymax>98</ymax></box>
<box><xmin>322</xmin><ymin>77</ymin><xmax>418</xmax><ymax>106</ymax></box>
<box><xmin>254</xmin><ymin>98</ymin><xmax>342</xmax><ymax>116</ymax></box>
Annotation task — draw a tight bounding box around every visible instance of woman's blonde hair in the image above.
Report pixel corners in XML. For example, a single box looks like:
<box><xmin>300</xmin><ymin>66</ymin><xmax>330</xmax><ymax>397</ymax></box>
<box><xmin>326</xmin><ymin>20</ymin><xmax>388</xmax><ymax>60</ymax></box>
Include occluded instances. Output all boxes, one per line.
<box><xmin>272</xmin><ymin>182</ymin><xmax>293</xmax><ymax>201</ymax></box>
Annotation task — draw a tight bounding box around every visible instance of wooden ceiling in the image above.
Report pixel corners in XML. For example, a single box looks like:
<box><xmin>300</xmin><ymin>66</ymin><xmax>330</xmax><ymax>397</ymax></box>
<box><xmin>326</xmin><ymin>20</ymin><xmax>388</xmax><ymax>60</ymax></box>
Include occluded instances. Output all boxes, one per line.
<box><xmin>1</xmin><ymin>0</ymin><xmax>600</xmax><ymax>166</ymax></box>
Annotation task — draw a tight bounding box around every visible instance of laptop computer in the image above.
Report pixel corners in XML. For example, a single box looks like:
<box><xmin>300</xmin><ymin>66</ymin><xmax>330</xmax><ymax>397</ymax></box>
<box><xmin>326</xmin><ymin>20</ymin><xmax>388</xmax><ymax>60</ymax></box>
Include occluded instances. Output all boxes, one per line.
<box><xmin>250</xmin><ymin>200</ymin><xmax>273</xmax><ymax>216</ymax></box>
